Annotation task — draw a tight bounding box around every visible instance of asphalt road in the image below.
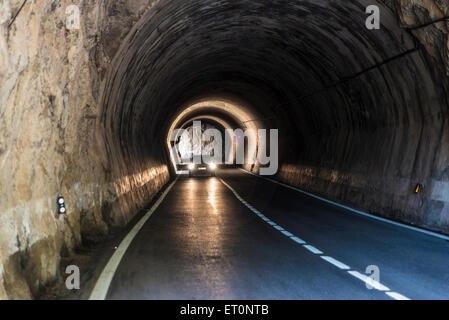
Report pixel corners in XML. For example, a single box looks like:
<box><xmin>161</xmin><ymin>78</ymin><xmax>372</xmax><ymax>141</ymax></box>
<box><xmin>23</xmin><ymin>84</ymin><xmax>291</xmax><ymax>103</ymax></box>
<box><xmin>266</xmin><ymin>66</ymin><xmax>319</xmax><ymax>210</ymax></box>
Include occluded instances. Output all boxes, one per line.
<box><xmin>105</xmin><ymin>169</ymin><xmax>449</xmax><ymax>300</ymax></box>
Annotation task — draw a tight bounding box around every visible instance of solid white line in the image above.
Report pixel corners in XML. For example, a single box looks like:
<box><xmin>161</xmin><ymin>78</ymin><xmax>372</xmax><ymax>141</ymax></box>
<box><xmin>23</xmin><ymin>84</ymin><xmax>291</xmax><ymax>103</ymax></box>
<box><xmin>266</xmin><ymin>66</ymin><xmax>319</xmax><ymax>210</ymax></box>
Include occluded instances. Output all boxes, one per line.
<box><xmin>303</xmin><ymin>245</ymin><xmax>323</xmax><ymax>255</ymax></box>
<box><xmin>347</xmin><ymin>271</ymin><xmax>390</xmax><ymax>291</ymax></box>
<box><xmin>386</xmin><ymin>292</ymin><xmax>411</xmax><ymax>301</ymax></box>
<box><xmin>273</xmin><ymin>225</ymin><xmax>285</xmax><ymax>231</ymax></box>
<box><xmin>321</xmin><ymin>256</ymin><xmax>350</xmax><ymax>270</ymax></box>
<box><xmin>89</xmin><ymin>178</ymin><xmax>179</xmax><ymax>300</ymax></box>
<box><xmin>240</xmin><ymin>169</ymin><xmax>449</xmax><ymax>241</ymax></box>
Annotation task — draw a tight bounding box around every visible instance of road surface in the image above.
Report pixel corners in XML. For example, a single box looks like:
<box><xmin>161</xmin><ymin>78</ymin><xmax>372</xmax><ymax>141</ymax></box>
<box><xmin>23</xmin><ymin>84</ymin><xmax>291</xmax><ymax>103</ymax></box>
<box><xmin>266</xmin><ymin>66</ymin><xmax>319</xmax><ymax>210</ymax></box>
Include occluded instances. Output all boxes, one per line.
<box><xmin>104</xmin><ymin>169</ymin><xmax>449</xmax><ymax>300</ymax></box>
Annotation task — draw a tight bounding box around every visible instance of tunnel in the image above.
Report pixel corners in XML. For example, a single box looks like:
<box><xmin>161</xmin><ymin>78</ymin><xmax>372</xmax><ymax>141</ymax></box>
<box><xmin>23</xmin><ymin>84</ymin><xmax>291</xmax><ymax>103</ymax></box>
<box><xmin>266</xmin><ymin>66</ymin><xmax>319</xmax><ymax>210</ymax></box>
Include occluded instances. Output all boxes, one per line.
<box><xmin>99</xmin><ymin>0</ymin><xmax>449</xmax><ymax>233</ymax></box>
<box><xmin>1</xmin><ymin>0</ymin><xmax>449</xmax><ymax>300</ymax></box>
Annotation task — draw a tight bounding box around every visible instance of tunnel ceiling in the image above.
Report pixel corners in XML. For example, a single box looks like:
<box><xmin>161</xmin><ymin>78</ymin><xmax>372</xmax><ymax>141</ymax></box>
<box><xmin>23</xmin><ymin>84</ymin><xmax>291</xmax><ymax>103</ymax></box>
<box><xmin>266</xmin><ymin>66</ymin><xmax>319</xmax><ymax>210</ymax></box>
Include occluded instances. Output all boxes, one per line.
<box><xmin>100</xmin><ymin>0</ymin><xmax>446</xmax><ymax>178</ymax></box>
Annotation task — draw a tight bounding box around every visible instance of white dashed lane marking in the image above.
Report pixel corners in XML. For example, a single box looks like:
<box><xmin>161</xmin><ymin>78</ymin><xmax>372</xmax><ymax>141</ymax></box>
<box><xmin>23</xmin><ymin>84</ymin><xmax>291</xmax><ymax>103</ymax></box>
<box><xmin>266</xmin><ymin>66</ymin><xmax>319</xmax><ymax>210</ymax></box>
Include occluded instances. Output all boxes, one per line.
<box><xmin>303</xmin><ymin>245</ymin><xmax>324</xmax><ymax>255</ymax></box>
<box><xmin>321</xmin><ymin>256</ymin><xmax>350</xmax><ymax>270</ymax></box>
<box><xmin>281</xmin><ymin>230</ymin><xmax>294</xmax><ymax>237</ymax></box>
<box><xmin>291</xmin><ymin>236</ymin><xmax>306</xmax><ymax>245</ymax></box>
<box><xmin>219</xmin><ymin>177</ymin><xmax>410</xmax><ymax>301</ymax></box>
<box><xmin>347</xmin><ymin>271</ymin><xmax>390</xmax><ymax>291</ymax></box>
<box><xmin>386</xmin><ymin>292</ymin><xmax>411</xmax><ymax>300</ymax></box>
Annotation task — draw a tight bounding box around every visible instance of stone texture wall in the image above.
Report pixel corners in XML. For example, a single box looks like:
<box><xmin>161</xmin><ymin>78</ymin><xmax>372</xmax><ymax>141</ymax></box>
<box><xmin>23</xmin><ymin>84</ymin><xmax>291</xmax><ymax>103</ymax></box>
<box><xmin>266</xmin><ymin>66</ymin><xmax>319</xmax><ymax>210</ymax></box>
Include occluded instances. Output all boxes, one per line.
<box><xmin>393</xmin><ymin>0</ymin><xmax>449</xmax><ymax>74</ymax></box>
<box><xmin>0</xmin><ymin>0</ymin><xmax>168</xmax><ymax>300</ymax></box>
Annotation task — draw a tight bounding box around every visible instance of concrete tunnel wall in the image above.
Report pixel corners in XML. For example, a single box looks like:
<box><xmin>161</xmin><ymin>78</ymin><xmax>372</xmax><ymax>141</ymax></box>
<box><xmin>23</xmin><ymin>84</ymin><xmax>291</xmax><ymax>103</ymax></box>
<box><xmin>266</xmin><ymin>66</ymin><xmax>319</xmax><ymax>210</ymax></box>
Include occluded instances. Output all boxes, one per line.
<box><xmin>0</xmin><ymin>0</ymin><xmax>448</xmax><ymax>299</ymax></box>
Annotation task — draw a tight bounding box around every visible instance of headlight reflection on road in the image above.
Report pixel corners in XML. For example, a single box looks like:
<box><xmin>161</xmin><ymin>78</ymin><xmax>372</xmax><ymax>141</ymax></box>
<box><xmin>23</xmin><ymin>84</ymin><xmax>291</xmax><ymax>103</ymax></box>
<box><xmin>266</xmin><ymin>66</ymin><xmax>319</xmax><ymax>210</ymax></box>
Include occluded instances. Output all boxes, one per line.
<box><xmin>208</xmin><ymin>179</ymin><xmax>219</xmax><ymax>214</ymax></box>
<box><xmin>188</xmin><ymin>179</ymin><xmax>197</xmax><ymax>211</ymax></box>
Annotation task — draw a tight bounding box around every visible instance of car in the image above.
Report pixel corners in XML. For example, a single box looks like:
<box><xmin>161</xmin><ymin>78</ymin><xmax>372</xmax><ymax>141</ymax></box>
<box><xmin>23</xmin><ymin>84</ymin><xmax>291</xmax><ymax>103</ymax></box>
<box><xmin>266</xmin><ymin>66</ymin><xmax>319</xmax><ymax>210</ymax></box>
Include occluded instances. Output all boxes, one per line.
<box><xmin>188</xmin><ymin>163</ymin><xmax>217</xmax><ymax>177</ymax></box>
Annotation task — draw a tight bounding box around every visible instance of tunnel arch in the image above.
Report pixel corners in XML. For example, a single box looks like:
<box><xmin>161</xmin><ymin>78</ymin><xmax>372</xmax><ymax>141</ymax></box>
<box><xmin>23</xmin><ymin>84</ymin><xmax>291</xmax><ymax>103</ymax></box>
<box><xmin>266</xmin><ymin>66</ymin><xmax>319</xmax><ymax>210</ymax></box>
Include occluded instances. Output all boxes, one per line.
<box><xmin>169</xmin><ymin>116</ymin><xmax>236</xmax><ymax>171</ymax></box>
<box><xmin>96</xmin><ymin>0</ymin><xmax>449</xmax><ymax>232</ymax></box>
<box><xmin>166</xmin><ymin>99</ymin><xmax>263</xmax><ymax>172</ymax></box>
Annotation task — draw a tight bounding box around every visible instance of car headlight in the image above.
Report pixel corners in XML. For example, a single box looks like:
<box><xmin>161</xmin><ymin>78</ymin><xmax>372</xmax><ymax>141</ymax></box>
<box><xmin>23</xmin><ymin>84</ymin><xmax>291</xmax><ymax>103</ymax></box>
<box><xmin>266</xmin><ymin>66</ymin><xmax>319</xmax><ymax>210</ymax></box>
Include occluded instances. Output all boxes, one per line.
<box><xmin>188</xmin><ymin>164</ymin><xmax>195</xmax><ymax>170</ymax></box>
<box><xmin>209</xmin><ymin>163</ymin><xmax>217</xmax><ymax>170</ymax></box>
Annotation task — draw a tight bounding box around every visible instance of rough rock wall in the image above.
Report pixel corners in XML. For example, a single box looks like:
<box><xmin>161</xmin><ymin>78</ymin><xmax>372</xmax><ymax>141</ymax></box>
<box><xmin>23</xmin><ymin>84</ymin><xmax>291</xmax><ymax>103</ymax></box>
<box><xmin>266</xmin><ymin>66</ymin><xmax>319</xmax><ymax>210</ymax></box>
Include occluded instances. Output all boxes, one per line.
<box><xmin>0</xmin><ymin>0</ymin><xmax>167</xmax><ymax>300</ymax></box>
<box><xmin>393</xmin><ymin>0</ymin><xmax>449</xmax><ymax>74</ymax></box>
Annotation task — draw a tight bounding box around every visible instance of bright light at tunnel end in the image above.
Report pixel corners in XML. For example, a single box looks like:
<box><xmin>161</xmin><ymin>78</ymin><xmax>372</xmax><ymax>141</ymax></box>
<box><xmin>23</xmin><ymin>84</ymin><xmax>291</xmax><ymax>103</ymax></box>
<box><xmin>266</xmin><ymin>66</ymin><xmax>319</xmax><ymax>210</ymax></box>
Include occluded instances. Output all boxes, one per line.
<box><xmin>209</xmin><ymin>163</ymin><xmax>217</xmax><ymax>170</ymax></box>
<box><xmin>170</xmin><ymin>120</ymin><xmax>279</xmax><ymax>176</ymax></box>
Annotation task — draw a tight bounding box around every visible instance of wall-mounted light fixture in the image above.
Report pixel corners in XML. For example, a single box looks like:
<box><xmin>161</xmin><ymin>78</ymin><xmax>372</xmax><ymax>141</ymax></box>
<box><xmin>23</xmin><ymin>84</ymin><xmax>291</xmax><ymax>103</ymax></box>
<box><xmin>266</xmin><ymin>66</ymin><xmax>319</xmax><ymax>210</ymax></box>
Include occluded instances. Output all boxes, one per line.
<box><xmin>57</xmin><ymin>196</ymin><xmax>67</xmax><ymax>214</ymax></box>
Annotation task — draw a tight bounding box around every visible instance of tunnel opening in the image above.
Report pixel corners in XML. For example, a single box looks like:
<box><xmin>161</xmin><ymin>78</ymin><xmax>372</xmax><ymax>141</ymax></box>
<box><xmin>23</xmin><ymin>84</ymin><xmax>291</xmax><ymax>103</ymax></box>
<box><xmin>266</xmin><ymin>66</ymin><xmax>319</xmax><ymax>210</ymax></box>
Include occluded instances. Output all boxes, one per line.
<box><xmin>166</xmin><ymin>99</ymin><xmax>263</xmax><ymax>174</ymax></box>
<box><xmin>170</xmin><ymin>118</ymin><xmax>233</xmax><ymax>173</ymax></box>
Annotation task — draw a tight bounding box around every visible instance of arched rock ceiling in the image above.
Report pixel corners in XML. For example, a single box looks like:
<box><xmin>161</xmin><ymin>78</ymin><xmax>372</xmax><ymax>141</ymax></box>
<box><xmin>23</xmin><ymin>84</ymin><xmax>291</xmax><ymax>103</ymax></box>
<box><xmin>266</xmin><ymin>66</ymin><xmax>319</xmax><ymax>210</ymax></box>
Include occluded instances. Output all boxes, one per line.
<box><xmin>99</xmin><ymin>0</ymin><xmax>446</xmax><ymax>176</ymax></box>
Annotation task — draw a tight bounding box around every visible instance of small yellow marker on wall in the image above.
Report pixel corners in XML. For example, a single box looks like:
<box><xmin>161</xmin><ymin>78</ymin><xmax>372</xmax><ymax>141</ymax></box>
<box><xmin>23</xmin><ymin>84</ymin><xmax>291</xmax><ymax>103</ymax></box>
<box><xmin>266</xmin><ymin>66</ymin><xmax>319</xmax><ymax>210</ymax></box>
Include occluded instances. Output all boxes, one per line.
<box><xmin>415</xmin><ymin>184</ymin><xmax>422</xmax><ymax>194</ymax></box>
